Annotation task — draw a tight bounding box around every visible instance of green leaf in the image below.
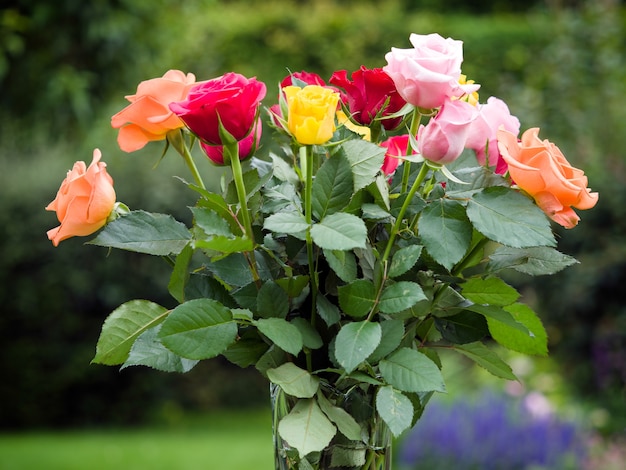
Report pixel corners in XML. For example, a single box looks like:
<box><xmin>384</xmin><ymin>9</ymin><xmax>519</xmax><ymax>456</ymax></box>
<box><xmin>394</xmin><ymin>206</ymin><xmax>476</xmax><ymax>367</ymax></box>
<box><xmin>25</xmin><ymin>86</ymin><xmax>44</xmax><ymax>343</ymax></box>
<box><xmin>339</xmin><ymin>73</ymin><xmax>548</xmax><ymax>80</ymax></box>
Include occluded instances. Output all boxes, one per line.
<box><xmin>168</xmin><ymin>243</ymin><xmax>193</xmax><ymax>303</ymax></box>
<box><xmin>378</xmin><ymin>281</ymin><xmax>426</xmax><ymax>314</ymax></box>
<box><xmin>316</xmin><ymin>295</ymin><xmax>341</xmax><ymax>327</ymax></box>
<box><xmin>263</xmin><ymin>212</ymin><xmax>309</xmax><ymax>236</ymax></box>
<box><xmin>324</xmin><ymin>249</ymin><xmax>357</xmax><ymax>283</ymax></box>
<box><xmin>487</xmin><ymin>303</ymin><xmax>548</xmax><ymax>356</ymax></box>
<box><xmin>270</xmin><ymin>153</ymin><xmax>300</xmax><ymax>185</ymax></box>
<box><xmin>334</xmin><ymin>321</ymin><xmax>382</xmax><ymax>373</ymax></box>
<box><xmin>340</xmin><ymin>139</ymin><xmax>386</xmax><ymax>191</ymax></box>
<box><xmin>195</xmin><ymin>191</ymin><xmax>234</xmax><ymax>229</ymax></box>
<box><xmin>255</xmin><ymin>318</ymin><xmax>303</xmax><ymax>355</ymax></box>
<box><xmin>88</xmin><ymin>210</ymin><xmax>191</xmax><ymax>255</ymax></box>
<box><xmin>376</xmin><ymin>386</ymin><xmax>414</xmax><ymax>437</ymax></box>
<box><xmin>467</xmin><ymin>187</ymin><xmax>556</xmax><ymax>248</ymax></box>
<box><xmin>338</xmin><ymin>279</ymin><xmax>377</xmax><ymax>318</ymax></box>
<box><xmin>92</xmin><ymin>300</ymin><xmax>169</xmax><ymax>365</ymax></box>
<box><xmin>207</xmin><ymin>253</ymin><xmax>257</xmax><ymax>287</ymax></box>
<box><xmin>435</xmin><ymin>311</ymin><xmax>489</xmax><ymax>344</ymax></box>
<box><xmin>255</xmin><ymin>345</ymin><xmax>288</xmax><ymax>375</ymax></box>
<box><xmin>388</xmin><ymin>245</ymin><xmax>423</xmax><ymax>278</ymax></box>
<box><xmin>452</xmin><ymin>342</ymin><xmax>517</xmax><ymax>380</ymax></box>
<box><xmin>379</xmin><ymin>348</ymin><xmax>446</xmax><ymax>393</ymax></box>
<box><xmin>190</xmin><ymin>207</ymin><xmax>233</xmax><ymax>237</ymax></box>
<box><xmin>465</xmin><ymin>303</ymin><xmax>530</xmax><ymax>335</ymax></box>
<box><xmin>310</xmin><ymin>213</ymin><xmax>367</xmax><ymax>250</ymax></box>
<box><xmin>419</xmin><ymin>199</ymin><xmax>473</xmax><ymax>270</ymax></box>
<box><xmin>312</xmin><ymin>152</ymin><xmax>354</xmax><ymax>220</ymax></box>
<box><xmin>222</xmin><ymin>333</ymin><xmax>269</xmax><ymax>367</ymax></box>
<box><xmin>361</xmin><ymin>203</ymin><xmax>391</xmax><ymax>220</ymax></box>
<box><xmin>275</xmin><ymin>275</ymin><xmax>310</xmax><ymax>299</ymax></box>
<box><xmin>461</xmin><ymin>277</ymin><xmax>520</xmax><ymax>307</ymax></box>
<box><xmin>121</xmin><ymin>324</ymin><xmax>198</xmax><ymax>373</ymax></box>
<box><xmin>267</xmin><ymin>363</ymin><xmax>319</xmax><ymax>398</ymax></box>
<box><xmin>317</xmin><ymin>392</ymin><xmax>362</xmax><ymax>441</ymax></box>
<box><xmin>257</xmin><ymin>281</ymin><xmax>290</xmax><ymax>319</ymax></box>
<box><xmin>194</xmin><ymin>235</ymin><xmax>254</xmax><ymax>254</ymax></box>
<box><xmin>185</xmin><ymin>274</ymin><xmax>237</xmax><ymax>307</ymax></box>
<box><xmin>278</xmin><ymin>398</ymin><xmax>336</xmax><ymax>457</ymax></box>
<box><xmin>487</xmin><ymin>246</ymin><xmax>579</xmax><ymax>276</ymax></box>
<box><xmin>368</xmin><ymin>319</ymin><xmax>405</xmax><ymax>364</ymax></box>
<box><xmin>290</xmin><ymin>317</ymin><xmax>323</xmax><ymax>350</ymax></box>
<box><xmin>158</xmin><ymin>299</ymin><xmax>237</xmax><ymax>360</ymax></box>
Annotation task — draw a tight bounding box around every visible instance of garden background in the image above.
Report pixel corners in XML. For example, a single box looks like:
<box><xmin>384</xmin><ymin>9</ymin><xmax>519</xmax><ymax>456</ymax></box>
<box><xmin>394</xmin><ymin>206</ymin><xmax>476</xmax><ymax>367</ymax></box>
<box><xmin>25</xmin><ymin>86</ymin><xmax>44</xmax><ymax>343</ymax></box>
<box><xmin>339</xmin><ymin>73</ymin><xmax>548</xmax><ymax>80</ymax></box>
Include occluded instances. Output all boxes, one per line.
<box><xmin>0</xmin><ymin>0</ymin><xmax>624</xmax><ymax>468</ymax></box>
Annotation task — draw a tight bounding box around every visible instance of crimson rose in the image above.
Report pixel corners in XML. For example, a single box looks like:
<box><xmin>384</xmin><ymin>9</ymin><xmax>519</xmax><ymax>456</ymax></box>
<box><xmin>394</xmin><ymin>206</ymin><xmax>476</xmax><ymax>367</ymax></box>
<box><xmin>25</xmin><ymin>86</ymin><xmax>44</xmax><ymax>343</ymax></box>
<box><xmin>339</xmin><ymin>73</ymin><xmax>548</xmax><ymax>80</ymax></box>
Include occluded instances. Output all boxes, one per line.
<box><xmin>330</xmin><ymin>66</ymin><xmax>406</xmax><ymax>130</ymax></box>
<box><xmin>169</xmin><ymin>72</ymin><xmax>266</xmax><ymax>144</ymax></box>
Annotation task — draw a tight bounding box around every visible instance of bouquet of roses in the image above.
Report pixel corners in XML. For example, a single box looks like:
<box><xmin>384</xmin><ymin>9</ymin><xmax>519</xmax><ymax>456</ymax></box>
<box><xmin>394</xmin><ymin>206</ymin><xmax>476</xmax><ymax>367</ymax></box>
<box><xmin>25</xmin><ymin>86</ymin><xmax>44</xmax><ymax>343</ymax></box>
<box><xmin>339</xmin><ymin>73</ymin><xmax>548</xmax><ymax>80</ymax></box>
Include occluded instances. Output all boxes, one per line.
<box><xmin>46</xmin><ymin>33</ymin><xmax>597</xmax><ymax>469</ymax></box>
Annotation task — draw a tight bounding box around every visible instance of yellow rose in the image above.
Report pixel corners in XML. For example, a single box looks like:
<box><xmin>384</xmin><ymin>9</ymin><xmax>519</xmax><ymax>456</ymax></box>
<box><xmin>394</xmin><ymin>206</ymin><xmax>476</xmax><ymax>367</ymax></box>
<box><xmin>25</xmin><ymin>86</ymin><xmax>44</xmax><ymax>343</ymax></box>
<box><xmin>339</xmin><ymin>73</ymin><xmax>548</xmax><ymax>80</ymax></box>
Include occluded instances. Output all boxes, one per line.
<box><xmin>283</xmin><ymin>85</ymin><xmax>340</xmax><ymax>145</ymax></box>
<box><xmin>336</xmin><ymin>109</ymin><xmax>371</xmax><ymax>141</ymax></box>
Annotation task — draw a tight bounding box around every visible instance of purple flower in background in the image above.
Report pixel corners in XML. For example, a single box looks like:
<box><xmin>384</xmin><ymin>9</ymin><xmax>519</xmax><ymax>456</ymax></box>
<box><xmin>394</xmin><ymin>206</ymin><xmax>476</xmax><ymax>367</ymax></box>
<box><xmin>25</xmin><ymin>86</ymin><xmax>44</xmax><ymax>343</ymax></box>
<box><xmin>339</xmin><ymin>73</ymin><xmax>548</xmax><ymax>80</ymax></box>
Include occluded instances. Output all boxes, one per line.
<box><xmin>398</xmin><ymin>391</ymin><xmax>587</xmax><ymax>470</ymax></box>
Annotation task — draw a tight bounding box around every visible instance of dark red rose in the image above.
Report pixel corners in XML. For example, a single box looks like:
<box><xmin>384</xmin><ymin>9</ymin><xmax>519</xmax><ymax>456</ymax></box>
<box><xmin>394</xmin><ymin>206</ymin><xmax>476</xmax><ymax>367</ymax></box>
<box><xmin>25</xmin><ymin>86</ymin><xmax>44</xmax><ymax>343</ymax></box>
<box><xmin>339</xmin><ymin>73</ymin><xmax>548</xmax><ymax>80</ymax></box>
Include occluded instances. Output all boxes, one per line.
<box><xmin>329</xmin><ymin>66</ymin><xmax>406</xmax><ymax>130</ymax></box>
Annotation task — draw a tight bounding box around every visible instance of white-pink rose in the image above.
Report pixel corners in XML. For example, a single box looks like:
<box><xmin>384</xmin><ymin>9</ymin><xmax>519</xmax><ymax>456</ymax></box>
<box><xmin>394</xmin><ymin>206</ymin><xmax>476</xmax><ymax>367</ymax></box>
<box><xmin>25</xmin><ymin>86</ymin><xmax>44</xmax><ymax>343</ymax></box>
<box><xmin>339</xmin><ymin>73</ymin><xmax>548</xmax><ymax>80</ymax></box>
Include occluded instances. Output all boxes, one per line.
<box><xmin>383</xmin><ymin>33</ymin><xmax>480</xmax><ymax>109</ymax></box>
<box><xmin>417</xmin><ymin>99</ymin><xmax>478</xmax><ymax>164</ymax></box>
<box><xmin>465</xmin><ymin>96</ymin><xmax>520</xmax><ymax>174</ymax></box>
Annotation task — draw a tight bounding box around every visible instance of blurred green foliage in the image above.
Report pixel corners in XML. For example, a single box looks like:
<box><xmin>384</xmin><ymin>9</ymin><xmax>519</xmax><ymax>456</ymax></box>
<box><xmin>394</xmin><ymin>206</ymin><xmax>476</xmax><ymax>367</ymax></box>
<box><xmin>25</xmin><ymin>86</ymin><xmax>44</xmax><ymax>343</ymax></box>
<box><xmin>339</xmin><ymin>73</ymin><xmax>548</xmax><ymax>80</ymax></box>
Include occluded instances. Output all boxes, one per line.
<box><xmin>1</xmin><ymin>0</ymin><xmax>624</xmax><ymax>431</ymax></box>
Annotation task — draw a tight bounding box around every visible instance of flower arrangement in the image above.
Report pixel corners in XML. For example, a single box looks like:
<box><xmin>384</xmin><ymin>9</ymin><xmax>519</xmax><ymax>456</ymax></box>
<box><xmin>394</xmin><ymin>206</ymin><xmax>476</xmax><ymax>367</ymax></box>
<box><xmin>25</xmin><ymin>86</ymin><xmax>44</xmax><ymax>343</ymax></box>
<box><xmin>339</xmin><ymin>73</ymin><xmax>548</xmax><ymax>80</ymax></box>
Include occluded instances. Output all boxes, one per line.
<box><xmin>46</xmin><ymin>32</ymin><xmax>597</xmax><ymax>469</ymax></box>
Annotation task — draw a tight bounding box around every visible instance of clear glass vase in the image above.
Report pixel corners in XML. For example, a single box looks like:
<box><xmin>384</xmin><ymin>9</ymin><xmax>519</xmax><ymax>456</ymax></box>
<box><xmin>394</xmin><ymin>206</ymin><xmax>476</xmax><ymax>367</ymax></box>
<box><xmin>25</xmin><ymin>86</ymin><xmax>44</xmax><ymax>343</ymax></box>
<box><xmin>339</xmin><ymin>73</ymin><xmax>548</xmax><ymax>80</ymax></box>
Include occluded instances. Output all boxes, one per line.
<box><xmin>271</xmin><ymin>382</ymin><xmax>392</xmax><ymax>470</ymax></box>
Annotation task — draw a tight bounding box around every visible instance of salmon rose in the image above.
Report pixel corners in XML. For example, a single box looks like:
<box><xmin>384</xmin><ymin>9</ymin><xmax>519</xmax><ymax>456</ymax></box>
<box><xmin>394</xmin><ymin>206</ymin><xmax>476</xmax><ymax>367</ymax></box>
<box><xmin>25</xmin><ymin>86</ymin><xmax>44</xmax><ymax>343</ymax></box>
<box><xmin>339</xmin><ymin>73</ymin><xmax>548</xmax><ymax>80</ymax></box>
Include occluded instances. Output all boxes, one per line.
<box><xmin>111</xmin><ymin>70</ymin><xmax>196</xmax><ymax>152</ymax></box>
<box><xmin>497</xmin><ymin>128</ymin><xmax>598</xmax><ymax>228</ymax></box>
<box><xmin>46</xmin><ymin>149</ymin><xmax>116</xmax><ymax>246</ymax></box>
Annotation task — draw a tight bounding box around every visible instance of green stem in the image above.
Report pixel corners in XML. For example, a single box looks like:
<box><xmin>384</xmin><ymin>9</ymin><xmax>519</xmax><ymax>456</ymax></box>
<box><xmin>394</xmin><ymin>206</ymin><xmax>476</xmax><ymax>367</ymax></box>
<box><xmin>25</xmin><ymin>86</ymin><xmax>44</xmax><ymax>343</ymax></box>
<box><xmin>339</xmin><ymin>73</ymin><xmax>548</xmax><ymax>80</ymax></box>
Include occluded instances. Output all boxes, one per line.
<box><xmin>302</xmin><ymin>145</ymin><xmax>318</xmax><ymax>371</ymax></box>
<box><xmin>228</xmin><ymin>143</ymin><xmax>260</xmax><ymax>282</ymax></box>
<box><xmin>381</xmin><ymin>162</ymin><xmax>430</xmax><ymax>265</ymax></box>
<box><xmin>169</xmin><ymin>130</ymin><xmax>206</xmax><ymax>191</ymax></box>
<box><xmin>400</xmin><ymin>108</ymin><xmax>423</xmax><ymax>194</ymax></box>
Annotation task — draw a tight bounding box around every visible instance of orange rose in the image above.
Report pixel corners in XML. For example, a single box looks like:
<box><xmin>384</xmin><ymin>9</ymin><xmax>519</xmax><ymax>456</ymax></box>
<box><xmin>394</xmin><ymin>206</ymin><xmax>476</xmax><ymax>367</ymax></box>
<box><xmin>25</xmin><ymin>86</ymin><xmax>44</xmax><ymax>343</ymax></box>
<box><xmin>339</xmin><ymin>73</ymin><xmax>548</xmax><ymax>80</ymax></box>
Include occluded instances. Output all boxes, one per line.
<box><xmin>497</xmin><ymin>128</ymin><xmax>598</xmax><ymax>228</ymax></box>
<box><xmin>111</xmin><ymin>70</ymin><xmax>196</xmax><ymax>152</ymax></box>
<box><xmin>46</xmin><ymin>149</ymin><xmax>116</xmax><ymax>246</ymax></box>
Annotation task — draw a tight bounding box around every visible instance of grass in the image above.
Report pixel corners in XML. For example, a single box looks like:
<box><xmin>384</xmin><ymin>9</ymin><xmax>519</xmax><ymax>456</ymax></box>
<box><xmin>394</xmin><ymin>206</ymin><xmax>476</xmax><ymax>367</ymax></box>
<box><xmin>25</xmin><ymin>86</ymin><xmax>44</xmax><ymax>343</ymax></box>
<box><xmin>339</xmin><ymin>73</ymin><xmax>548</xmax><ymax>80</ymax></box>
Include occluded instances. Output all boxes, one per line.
<box><xmin>0</xmin><ymin>409</ymin><xmax>274</xmax><ymax>470</ymax></box>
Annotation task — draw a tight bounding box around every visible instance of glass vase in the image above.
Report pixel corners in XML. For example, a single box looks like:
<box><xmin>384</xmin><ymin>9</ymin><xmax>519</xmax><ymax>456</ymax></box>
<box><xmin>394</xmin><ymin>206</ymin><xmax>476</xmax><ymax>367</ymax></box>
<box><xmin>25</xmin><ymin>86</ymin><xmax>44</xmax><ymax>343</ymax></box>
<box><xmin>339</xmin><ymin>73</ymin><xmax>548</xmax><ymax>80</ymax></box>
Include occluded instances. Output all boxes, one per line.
<box><xmin>271</xmin><ymin>382</ymin><xmax>392</xmax><ymax>470</ymax></box>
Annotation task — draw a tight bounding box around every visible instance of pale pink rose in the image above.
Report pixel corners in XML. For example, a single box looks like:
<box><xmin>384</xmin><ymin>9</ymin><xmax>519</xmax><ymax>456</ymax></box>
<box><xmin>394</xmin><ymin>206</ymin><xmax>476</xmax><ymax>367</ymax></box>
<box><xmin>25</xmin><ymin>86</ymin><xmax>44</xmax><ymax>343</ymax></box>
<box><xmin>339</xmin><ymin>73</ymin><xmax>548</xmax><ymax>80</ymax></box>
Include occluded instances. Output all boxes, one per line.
<box><xmin>417</xmin><ymin>99</ymin><xmax>478</xmax><ymax>164</ymax></box>
<box><xmin>465</xmin><ymin>97</ymin><xmax>520</xmax><ymax>174</ymax></box>
<box><xmin>383</xmin><ymin>33</ymin><xmax>480</xmax><ymax>109</ymax></box>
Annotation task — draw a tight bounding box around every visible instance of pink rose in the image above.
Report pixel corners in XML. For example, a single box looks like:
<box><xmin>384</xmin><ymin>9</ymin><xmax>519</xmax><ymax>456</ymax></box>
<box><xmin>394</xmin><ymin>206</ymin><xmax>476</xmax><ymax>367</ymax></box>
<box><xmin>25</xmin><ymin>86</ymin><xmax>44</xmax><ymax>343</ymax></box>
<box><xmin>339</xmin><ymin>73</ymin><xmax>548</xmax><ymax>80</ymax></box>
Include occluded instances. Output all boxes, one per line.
<box><xmin>169</xmin><ymin>72</ymin><xmax>266</xmax><ymax>145</ymax></box>
<box><xmin>329</xmin><ymin>66</ymin><xmax>406</xmax><ymax>130</ymax></box>
<box><xmin>465</xmin><ymin>97</ymin><xmax>520</xmax><ymax>174</ymax></box>
<box><xmin>200</xmin><ymin>118</ymin><xmax>262</xmax><ymax>165</ymax></box>
<box><xmin>380</xmin><ymin>135</ymin><xmax>414</xmax><ymax>175</ymax></box>
<box><xmin>383</xmin><ymin>33</ymin><xmax>479</xmax><ymax>109</ymax></box>
<box><xmin>417</xmin><ymin>99</ymin><xmax>478</xmax><ymax>164</ymax></box>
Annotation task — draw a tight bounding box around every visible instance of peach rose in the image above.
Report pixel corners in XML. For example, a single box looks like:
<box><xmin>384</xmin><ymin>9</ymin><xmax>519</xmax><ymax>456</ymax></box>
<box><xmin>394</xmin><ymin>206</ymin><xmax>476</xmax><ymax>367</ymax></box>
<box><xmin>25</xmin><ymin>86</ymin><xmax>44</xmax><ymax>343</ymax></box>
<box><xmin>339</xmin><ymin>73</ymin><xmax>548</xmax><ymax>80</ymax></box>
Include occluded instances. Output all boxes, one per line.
<box><xmin>46</xmin><ymin>149</ymin><xmax>116</xmax><ymax>246</ymax></box>
<box><xmin>497</xmin><ymin>128</ymin><xmax>598</xmax><ymax>228</ymax></box>
<box><xmin>111</xmin><ymin>70</ymin><xmax>196</xmax><ymax>152</ymax></box>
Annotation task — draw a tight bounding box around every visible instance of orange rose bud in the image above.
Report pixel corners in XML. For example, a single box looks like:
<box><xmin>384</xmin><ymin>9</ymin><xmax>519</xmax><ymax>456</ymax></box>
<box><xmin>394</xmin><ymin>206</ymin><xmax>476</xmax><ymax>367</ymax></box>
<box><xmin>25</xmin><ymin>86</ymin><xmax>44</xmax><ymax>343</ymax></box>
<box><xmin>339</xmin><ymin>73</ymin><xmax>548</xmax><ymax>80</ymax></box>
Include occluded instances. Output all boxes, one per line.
<box><xmin>497</xmin><ymin>128</ymin><xmax>598</xmax><ymax>228</ymax></box>
<box><xmin>111</xmin><ymin>70</ymin><xmax>196</xmax><ymax>152</ymax></box>
<box><xmin>46</xmin><ymin>149</ymin><xmax>116</xmax><ymax>246</ymax></box>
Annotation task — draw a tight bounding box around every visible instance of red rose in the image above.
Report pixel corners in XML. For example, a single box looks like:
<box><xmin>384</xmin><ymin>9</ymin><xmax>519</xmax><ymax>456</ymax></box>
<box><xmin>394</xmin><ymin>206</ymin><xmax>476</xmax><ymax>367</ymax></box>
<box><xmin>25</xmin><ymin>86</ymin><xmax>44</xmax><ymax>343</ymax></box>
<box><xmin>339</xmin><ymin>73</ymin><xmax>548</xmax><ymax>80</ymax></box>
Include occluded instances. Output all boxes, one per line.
<box><xmin>329</xmin><ymin>66</ymin><xmax>406</xmax><ymax>130</ymax></box>
<box><xmin>200</xmin><ymin>118</ymin><xmax>262</xmax><ymax>165</ymax></box>
<box><xmin>380</xmin><ymin>134</ymin><xmax>413</xmax><ymax>175</ymax></box>
<box><xmin>280</xmin><ymin>71</ymin><xmax>326</xmax><ymax>88</ymax></box>
<box><xmin>169</xmin><ymin>72</ymin><xmax>266</xmax><ymax>145</ymax></box>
